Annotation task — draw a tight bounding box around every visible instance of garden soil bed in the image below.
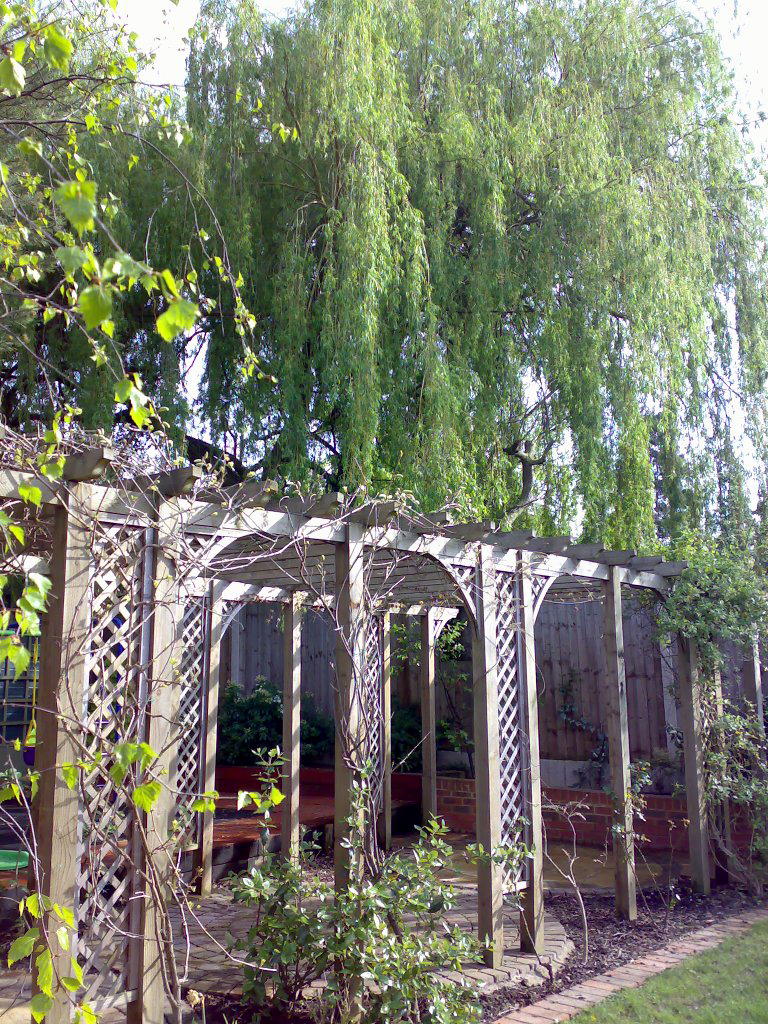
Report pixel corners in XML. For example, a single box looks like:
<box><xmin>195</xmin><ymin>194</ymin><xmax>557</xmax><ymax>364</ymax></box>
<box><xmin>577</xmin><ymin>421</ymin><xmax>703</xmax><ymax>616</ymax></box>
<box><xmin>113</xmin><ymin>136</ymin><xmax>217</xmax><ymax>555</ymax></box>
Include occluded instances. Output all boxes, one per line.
<box><xmin>480</xmin><ymin>883</ymin><xmax>767</xmax><ymax>1022</ymax></box>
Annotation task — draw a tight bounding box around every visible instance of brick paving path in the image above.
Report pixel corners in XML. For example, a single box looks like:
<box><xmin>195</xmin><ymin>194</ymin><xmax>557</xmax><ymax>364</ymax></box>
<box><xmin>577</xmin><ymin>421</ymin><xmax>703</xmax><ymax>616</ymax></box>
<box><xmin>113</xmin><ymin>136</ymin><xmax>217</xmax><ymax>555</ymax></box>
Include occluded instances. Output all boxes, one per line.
<box><xmin>492</xmin><ymin>904</ymin><xmax>768</xmax><ymax>1024</ymax></box>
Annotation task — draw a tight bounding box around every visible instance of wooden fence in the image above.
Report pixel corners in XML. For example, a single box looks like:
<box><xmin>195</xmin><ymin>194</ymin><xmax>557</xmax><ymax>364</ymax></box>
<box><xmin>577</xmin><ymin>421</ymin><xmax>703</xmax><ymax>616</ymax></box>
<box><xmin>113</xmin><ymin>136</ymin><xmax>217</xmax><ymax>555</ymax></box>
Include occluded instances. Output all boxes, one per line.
<box><xmin>220</xmin><ymin>596</ymin><xmax>757</xmax><ymax>764</ymax></box>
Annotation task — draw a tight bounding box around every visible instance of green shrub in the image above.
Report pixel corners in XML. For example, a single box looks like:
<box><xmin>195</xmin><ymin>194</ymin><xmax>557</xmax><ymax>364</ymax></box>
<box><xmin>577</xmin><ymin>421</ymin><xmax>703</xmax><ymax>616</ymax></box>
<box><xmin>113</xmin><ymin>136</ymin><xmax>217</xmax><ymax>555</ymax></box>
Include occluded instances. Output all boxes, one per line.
<box><xmin>216</xmin><ymin>681</ymin><xmax>334</xmax><ymax>767</ymax></box>
<box><xmin>230</xmin><ymin>818</ymin><xmax>484</xmax><ymax>1024</ymax></box>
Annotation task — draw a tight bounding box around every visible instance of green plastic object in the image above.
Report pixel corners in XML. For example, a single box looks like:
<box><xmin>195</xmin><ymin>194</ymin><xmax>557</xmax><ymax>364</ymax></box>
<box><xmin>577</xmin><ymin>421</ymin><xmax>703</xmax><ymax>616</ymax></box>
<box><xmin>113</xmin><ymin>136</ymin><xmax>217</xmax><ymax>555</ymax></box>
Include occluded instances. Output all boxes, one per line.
<box><xmin>0</xmin><ymin>849</ymin><xmax>29</xmax><ymax>872</ymax></box>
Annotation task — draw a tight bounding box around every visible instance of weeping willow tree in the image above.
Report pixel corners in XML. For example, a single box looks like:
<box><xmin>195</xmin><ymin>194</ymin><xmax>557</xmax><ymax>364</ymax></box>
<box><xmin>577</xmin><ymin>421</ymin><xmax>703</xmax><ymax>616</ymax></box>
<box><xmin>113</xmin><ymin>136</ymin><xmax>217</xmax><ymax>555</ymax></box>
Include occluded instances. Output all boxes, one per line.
<box><xmin>190</xmin><ymin>0</ymin><xmax>766</xmax><ymax>544</ymax></box>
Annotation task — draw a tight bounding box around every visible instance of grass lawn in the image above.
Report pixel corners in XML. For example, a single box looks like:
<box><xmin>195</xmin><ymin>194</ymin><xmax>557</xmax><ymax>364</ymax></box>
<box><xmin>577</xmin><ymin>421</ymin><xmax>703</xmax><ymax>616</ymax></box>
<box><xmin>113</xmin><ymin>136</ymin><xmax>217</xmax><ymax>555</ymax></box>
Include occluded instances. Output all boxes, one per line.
<box><xmin>570</xmin><ymin>920</ymin><xmax>768</xmax><ymax>1023</ymax></box>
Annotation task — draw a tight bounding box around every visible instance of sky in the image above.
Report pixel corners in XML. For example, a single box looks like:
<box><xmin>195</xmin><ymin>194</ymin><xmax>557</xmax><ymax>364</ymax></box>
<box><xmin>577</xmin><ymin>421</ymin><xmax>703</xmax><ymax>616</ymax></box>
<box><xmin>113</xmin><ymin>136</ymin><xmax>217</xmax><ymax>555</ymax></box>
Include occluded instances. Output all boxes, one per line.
<box><xmin>121</xmin><ymin>0</ymin><xmax>768</xmax><ymax>114</ymax></box>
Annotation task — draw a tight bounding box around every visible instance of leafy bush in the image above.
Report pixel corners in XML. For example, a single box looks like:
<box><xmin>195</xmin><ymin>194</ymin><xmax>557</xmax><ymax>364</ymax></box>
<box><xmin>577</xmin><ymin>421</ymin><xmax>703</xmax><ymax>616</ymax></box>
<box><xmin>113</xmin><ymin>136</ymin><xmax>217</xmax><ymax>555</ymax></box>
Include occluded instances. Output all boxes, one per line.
<box><xmin>216</xmin><ymin>681</ymin><xmax>334</xmax><ymax>767</ymax></box>
<box><xmin>706</xmin><ymin>703</ymin><xmax>768</xmax><ymax>894</ymax></box>
<box><xmin>230</xmin><ymin>818</ymin><xmax>484</xmax><ymax>1024</ymax></box>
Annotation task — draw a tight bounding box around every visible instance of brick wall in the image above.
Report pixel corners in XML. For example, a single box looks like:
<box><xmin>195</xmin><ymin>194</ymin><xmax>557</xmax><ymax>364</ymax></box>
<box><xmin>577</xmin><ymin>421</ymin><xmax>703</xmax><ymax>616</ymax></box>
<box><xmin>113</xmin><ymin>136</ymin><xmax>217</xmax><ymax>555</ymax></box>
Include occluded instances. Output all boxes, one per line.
<box><xmin>436</xmin><ymin>775</ymin><xmax>753</xmax><ymax>854</ymax></box>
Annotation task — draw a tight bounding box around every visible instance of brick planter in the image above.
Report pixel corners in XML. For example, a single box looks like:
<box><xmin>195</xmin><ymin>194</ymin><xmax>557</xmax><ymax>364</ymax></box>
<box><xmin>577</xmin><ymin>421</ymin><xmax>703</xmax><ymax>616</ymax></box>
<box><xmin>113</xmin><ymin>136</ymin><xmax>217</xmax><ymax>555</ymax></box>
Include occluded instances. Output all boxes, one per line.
<box><xmin>436</xmin><ymin>775</ymin><xmax>753</xmax><ymax>854</ymax></box>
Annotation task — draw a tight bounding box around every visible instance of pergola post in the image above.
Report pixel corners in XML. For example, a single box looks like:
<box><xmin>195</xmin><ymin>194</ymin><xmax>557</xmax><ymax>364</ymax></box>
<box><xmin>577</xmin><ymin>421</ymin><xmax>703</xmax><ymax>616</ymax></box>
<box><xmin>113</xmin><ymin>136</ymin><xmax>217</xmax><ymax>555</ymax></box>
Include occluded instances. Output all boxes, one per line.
<box><xmin>519</xmin><ymin>551</ymin><xmax>545</xmax><ymax>954</ymax></box>
<box><xmin>421</xmin><ymin>607</ymin><xmax>438</xmax><ymax>823</ymax></box>
<box><xmin>677</xmin><ymin>636</ymin><xmax>711</xmax><ymax>895</ymax></box>
<box><xmin>742</xmin><ymin>640</ymin><xmax>765</xmax><ymax>734</ymax></box>
<box><xmin>198</xmin><ymin>582</ymin><xmax>225</xmax><ymax>896</ymax></box>
<box><xmin>472</xmin><ymin>544</ymin><xmax>504</xmax><ymax>968</ymax></box>
<box><xmin>602</xmin><ymin>566</ymin><xmax>637</xmax><ymax>921</ymax></box>
<box><xmin>128</xmin><ymin>499</ymin><xmax>184</xmax><ymax>1024</ymax></box>
<box><xmin>333</xmin><ymin>523</ymin><xmax>366</xmax><ymax>888</ymax></box>
<box><xmin>32</xmin><ymin>484</ymin><xmax>92</xmax><ymax>1024</ymax></box>
<box><xmin>282</xmin><ymin>592</ymin><xmax>302</xmax><ymax>861</ymax></box>
<box><xmin>379</xmin><ymin>610</ymin><xmax>393</xmax><ymax>850</ymax></box>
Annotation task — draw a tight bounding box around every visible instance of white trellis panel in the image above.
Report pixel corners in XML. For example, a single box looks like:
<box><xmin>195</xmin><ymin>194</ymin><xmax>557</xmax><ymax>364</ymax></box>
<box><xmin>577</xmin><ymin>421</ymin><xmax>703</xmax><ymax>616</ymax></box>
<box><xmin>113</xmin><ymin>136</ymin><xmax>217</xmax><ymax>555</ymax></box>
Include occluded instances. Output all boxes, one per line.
<box><xmin>495</xmin><ymin>570</ymin><xmax>528</xmax><ymax>890</ymax></box>
<box><xmin>76</xmin><ymin>522</ymin><xmax>150</xmax><ymax>1009</ymax></box>
<box><xmin>176</xmin><ymin>597</ymin><xmax>210</xmax><ymax>850</ymax></box>
<box><xmin>362</xmin><ymin>613</ymin><xmax>384</xmax><ymax>814</ymax></box>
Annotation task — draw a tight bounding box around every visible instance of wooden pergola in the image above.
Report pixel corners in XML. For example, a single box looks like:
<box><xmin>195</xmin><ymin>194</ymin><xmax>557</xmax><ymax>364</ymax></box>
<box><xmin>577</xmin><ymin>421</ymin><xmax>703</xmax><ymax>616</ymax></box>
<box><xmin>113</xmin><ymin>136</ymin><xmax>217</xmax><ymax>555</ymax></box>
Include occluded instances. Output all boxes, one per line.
<box><xmin>0</xmin><ymin>447</ymin><xmax>718</xmax><ymax>1024</ymax></box>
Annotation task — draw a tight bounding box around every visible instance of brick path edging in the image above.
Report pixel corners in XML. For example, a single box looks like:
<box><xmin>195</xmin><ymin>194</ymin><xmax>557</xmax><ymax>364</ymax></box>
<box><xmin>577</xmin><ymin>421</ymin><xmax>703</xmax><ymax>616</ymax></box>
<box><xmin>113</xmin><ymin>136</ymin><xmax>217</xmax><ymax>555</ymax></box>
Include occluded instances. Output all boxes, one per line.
<box><xmin>492</xmin><ymin>904</ymin><xmax>768</xmax><ymax>1024</ymax></box>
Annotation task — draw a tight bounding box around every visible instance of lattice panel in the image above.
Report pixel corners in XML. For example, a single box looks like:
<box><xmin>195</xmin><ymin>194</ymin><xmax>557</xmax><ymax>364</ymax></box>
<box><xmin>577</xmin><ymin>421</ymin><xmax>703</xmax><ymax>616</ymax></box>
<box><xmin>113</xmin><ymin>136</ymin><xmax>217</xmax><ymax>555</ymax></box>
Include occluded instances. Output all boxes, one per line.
<box><xmin>495</xmin><ymin>570</ymin><xmax>527</xmax><ymax>889</ymax></box>
<box><xmin>362</xmin><ymin>614</ymin><xmax>384</xmax><ymax>814</ymax></box>
<box><xmin>450</xmin><ymin>562</ymin><xmax>476</xmax><ymax>618</ymax></box>
<box><xmin>176</xmin><ymin>598</ymin><xmax>209</xmax><ymax>849</ymax></box>
<box><xmin>76</xmin><ymin>522</ymin><xmax>149</xmax><ymax>1008</ymax></box>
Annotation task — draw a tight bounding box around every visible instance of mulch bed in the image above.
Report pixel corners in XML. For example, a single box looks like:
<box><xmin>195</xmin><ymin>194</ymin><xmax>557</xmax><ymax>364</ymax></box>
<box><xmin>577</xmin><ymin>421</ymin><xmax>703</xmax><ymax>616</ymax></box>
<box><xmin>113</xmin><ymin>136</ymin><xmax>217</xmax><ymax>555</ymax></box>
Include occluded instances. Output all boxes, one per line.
<box><xmin>479</xmin><ymin>882</ymin><xmax>766</xmax><ymax>1022</ymax></box>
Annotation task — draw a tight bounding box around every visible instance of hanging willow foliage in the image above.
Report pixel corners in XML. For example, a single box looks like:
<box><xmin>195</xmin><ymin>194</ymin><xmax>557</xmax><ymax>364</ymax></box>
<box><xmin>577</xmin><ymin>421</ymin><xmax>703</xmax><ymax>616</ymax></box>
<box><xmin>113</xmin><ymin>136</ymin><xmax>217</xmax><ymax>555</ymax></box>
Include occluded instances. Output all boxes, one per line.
<box><xmin>106</xmin><ymin>1</ymin><xmax>768</xmax><ymax>546</ymax></box>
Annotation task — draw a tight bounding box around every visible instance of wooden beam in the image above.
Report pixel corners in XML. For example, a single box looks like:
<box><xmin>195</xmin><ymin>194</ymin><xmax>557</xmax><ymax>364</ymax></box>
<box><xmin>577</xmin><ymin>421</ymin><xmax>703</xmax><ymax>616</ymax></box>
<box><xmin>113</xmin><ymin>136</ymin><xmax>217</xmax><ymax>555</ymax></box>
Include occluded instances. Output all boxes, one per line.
<box><xmin>348</xmin><ymin>499</ymin><xmax>399</xmax><ymax>526</ymax></box>
<box><xmin>564</xmin><ymin>543</ymin><xmax>605</xmax><ymax>559</ymax></box>
<box><xmin>421</xmin><ymin>608</ymin><xmax>438</xmax><ymax>823</ymax></box>
<box><xmin>282</xmin><ymin>593</ymin><xmax>302</xmax><ymax>862</ymax></box>
<box><xmin>677</xmin><ymin>636</ymin><xmax>710</xmax><ymax>894</ymax></box>
<box><xmin>31</xmin><ymin>483</ymin><xmax>92</xmax><ymax>1024</ymax></box>
<box><xmin>602</xmin><ymin>567</ymin><xmax>637</xmax><ymax>921</ymax></box>
<box><xmin>598</xmin><ymin>549</ymin><xmax>637</xmax><ymax>565</ymax></box>
<box><xmin>379</xmin><ymin>611</ymin><xmax>393</xmax><ymax>850</ymax></box>
<box><xmin>198</xmin><ymin>583</ymin><xmax>225</xmax><ymax>896</ymax></box>
<box><xmin>133</xmin><ymin>465</ymin><xmax>202</xmax><ymax>498</ymax></box>
<box><xmin>519</xmin><ymin>550</ymin><xmax>545</xmax><ymax>953</ymax></box>
<box><xmin>333</xmin><ymin>523</ymin><xmax>366</xmax><ymax>889</ymax></box>
<box><xmin>444</xmin><ymin>520</ymin><xmax>496</xmax><ymax>541</ymax></box>
<box><xmin>628</xmin><ymin>556</ymin><xmax>664</xmax><ymax>570</ymax></box>
<box><xmin>655</xmin><ymin>561</ymin><xmax>688</xmax><ymax>577</ymax></box>
<box><xmin>472</xmin><ymin>545</ymin><xmax>504</xmax><ymax>968</ymax></box>
<box><xmin>62</xmin><ymin>444</ymin><xmax>114</xmax><ymax>481</ymax></box>
<box><xmin>274</xmin><ymin>491</ymin><xmax>344</xmax><ymax>518</ymax></box>
<box><xmin>198</xmin><ymin>478</ymin><xmax>278</xmax><ymax>506</ymax></box>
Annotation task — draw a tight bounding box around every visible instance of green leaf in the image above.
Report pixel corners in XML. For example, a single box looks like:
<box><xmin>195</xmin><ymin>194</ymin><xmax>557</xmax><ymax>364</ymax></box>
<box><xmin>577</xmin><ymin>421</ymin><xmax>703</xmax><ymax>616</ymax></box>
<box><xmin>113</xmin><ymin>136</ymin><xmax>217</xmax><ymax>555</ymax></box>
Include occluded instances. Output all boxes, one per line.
<box><xmin>61</xmin><ymin>975</ymin><xmax>81</xmax><ymax>992</ymax></box>
<box><xmin>0</xmin><ymin>56</ymin><xmax>25</xmax><ymax>96</ymax></box>
<box><xmin>56</xmin><ymin>925</ymin><xmax>70</xmax><ymax>951</ymax></box>
<box><xmin>43</xmin><ymin>27</ymin><xmax>73</xmax><ymax>71</ymax></box>
<box><xmin>29</xmin><ymin>992</ymin><xmax>53</xmax><ymax>1023</ymax></box>
<box><xmin>18</xmin><ymin>483</ymin><xmax>42</xmax><ymax>508</ymax></box>
<box><xmin>7</xmin><ymin>928</ymin><xmax>39</xmax><ymax>966</ymax></box>
<box><xmin>55</xmin><ymin>246</ymin><xmax>89</xmax><ymax>276</ymax></box>
<box><xmin>269</xmin><ymin>786</ymin><xmax>285</xmax><ymax>806</ymax></box>
<box><xmin>35</xmin><ymin>948</ymin><xmax>54</xmax><ymax>996</ymax></box>
<box><xmin>156</xmin><ymin>298</ymin><xmax>199</xmax><ymax>341</ymax></box>
<box><xmin>132</xmin><ymin>780</ymin><xmax>162</xmax><ymax>812</ymax></box>
<box><xmin>79</xmin><ymin>285</ymin><xmax>112</xmax><ymax>329</ymax></box>
<box><xmin>54</xmin><ymin>903</ymin><xmax>75</xmax><ymax>928</ymax></box>
<box><xmin>54</xmin><ymin>181</ymin><xmax>97</xmax><ymax>235</ymax></box>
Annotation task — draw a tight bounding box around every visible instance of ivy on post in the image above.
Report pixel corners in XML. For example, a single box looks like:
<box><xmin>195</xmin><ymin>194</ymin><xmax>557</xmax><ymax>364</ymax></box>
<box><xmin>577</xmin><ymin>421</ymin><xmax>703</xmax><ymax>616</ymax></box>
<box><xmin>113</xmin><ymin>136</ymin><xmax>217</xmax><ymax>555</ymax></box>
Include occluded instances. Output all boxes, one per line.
<box><xmin>197</xmin><ymin>580</ymin><xmax>225</xmax><ymax>896</ymax></box>
<box><xmin>333</xmin><ymin>522</ymin><xmax>366</xmax><ymax>889</ymax></box>
<box><xmin>677</xmin><ymin>636</ymin><xmax>711</xmax><ymax>895</ymax></box>
<box><xmin>420</xmin><ymin>607</ymin><xmax>438</xmax><ymax>823</ymax></box>
<box><xmin>378</xmin><ymin>610</ymin><xmax>393</xmax><ymax>850</ymax></box>
<box><xmin>128</xmin><ymin>495</ymin><xmax>185</xmax><ymax>1024</ymax></box>
<box><xmin>518</xmin><ymin>550</ymin><xmax>545</xmax><ymax>953</ymax></box>
<box><xmin>281</xmin><ymin>592</ymin><xmax>302</xmax><ymax>862</ymax></box>
<box><xmin>472</xmin><ymin>544</ymin><xmax>504</xmax><ymax>968</ymax></box>
<box><xmin>602</xmin><ymin>565</ymin><xmax>637</xmax><ymax>921</ymax></box>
